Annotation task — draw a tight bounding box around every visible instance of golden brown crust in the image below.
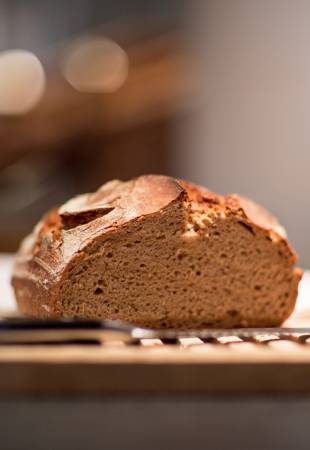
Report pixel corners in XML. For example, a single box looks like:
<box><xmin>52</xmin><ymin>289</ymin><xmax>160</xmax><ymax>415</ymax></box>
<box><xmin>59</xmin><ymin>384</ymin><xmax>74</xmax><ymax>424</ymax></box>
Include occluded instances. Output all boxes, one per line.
<box><xmin>12</xmin><ymin>174</ymin><xmax>302</xmax><ymax>323</ymax></box>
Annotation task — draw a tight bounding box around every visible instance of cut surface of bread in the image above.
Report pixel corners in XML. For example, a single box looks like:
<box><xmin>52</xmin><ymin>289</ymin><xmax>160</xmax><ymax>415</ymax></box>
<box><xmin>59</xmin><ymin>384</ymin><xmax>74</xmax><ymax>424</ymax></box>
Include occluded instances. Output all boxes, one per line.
<box><xmin>12</xmin><ymin>175</ymin><xmax>302</xmax><ymax>328</ymax></box>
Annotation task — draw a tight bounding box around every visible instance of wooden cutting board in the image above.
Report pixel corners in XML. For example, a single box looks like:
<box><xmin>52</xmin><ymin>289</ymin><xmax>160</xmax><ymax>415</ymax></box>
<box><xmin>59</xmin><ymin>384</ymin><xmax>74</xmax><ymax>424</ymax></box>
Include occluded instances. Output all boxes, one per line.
<box><xmin>0</xmin><ymin>310</ymin><xmax>310</xmax><ymax>395</ymax></box>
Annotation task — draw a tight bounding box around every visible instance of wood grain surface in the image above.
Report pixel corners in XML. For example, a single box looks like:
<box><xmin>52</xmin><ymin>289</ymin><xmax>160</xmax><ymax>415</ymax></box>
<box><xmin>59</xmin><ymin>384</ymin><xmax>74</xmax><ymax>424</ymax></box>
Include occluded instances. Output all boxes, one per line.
<box><xmin>0</xmin><ymin>337</ymin><xmax>310</xmax><ymax>395</ymax></box>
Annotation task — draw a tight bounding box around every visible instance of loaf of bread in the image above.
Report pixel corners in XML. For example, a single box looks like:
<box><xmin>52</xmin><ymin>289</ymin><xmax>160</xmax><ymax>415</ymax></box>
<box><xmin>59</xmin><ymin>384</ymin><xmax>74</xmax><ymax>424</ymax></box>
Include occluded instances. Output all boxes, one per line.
<box><xmin>12</xmin><ymin>175</ymin><xmax>302</xmax><ymax>328</ymax></box>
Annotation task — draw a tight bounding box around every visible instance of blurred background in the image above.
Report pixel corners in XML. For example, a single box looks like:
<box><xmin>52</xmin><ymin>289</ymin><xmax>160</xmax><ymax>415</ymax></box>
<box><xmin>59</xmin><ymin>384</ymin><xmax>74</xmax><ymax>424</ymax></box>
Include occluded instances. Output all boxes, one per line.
<box><xmin>0</xmin><ymin>0</ymin><xmax>309</xmax><ymax>267</ymax></box>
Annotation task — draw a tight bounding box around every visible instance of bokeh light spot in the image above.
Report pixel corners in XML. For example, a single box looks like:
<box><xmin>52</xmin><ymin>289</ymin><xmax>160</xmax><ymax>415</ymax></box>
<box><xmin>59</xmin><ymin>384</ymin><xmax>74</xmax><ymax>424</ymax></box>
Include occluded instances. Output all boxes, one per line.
<box><xmin>0</xmin><ymin>50</ymin><xmax>45</xmax><ymax>115</ymax></box>
<box><xmin>62</xmin><ymin>36</ymin><xmax>129</xmax><ymax>93</ymax></box>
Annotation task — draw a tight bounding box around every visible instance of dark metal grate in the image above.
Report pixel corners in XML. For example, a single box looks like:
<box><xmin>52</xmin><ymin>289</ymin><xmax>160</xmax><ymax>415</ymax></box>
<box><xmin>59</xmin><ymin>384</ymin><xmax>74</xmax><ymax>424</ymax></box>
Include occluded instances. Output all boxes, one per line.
<box><xmin>130</xmin><ymin>332</ymin><xmax>310</xmax><ymax>348</ymax></box>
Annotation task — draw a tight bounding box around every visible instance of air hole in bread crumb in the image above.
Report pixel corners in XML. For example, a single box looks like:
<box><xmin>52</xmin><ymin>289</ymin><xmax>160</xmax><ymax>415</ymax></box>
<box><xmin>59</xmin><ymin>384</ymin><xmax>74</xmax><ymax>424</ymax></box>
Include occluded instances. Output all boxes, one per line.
<box><xmin>177</xmin><ymin>251</ymin><xmax>186</xmax><ymax>260</ymax></box>
<box><xmin>196</xmin><ymin>271</ymin><xmax>201</xmax><ymax>276</ymax></box>
<box><xmin>140</xmin><ymin>263</ymin><xmax>146</xmax><ymax>268</ymax></box>
<box><xmin>220</xmin><ymin>253</ymin><xmax>227</xmax><ymax>259</ymax></box>
<box><xmin>114</xmin><ymin>308</ymin><xmax>119</xmax><ymax>313</ymax></box>
<box><xmin>106</xmin><ymin>252</ymin><xmax>113</xmax><ymax>258</ymax></box>
<box><xmin>94</xmin><ymin>287</ymin><xmax>103</xmax><ymax>295</ymax></box>
<box><xmin>254</xmin><ymin>285</ymin><xmax>262</xmax><ymax>291</ymax></box>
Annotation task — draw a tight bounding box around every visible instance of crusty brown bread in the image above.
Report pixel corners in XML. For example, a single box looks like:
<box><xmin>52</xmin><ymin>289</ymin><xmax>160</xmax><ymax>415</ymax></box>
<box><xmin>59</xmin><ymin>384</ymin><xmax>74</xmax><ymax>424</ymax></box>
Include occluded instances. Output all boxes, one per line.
<box><xmin>12</xmin><ymin>175</ymin><xmax>302</xmax><ymax>328</ymax></box>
